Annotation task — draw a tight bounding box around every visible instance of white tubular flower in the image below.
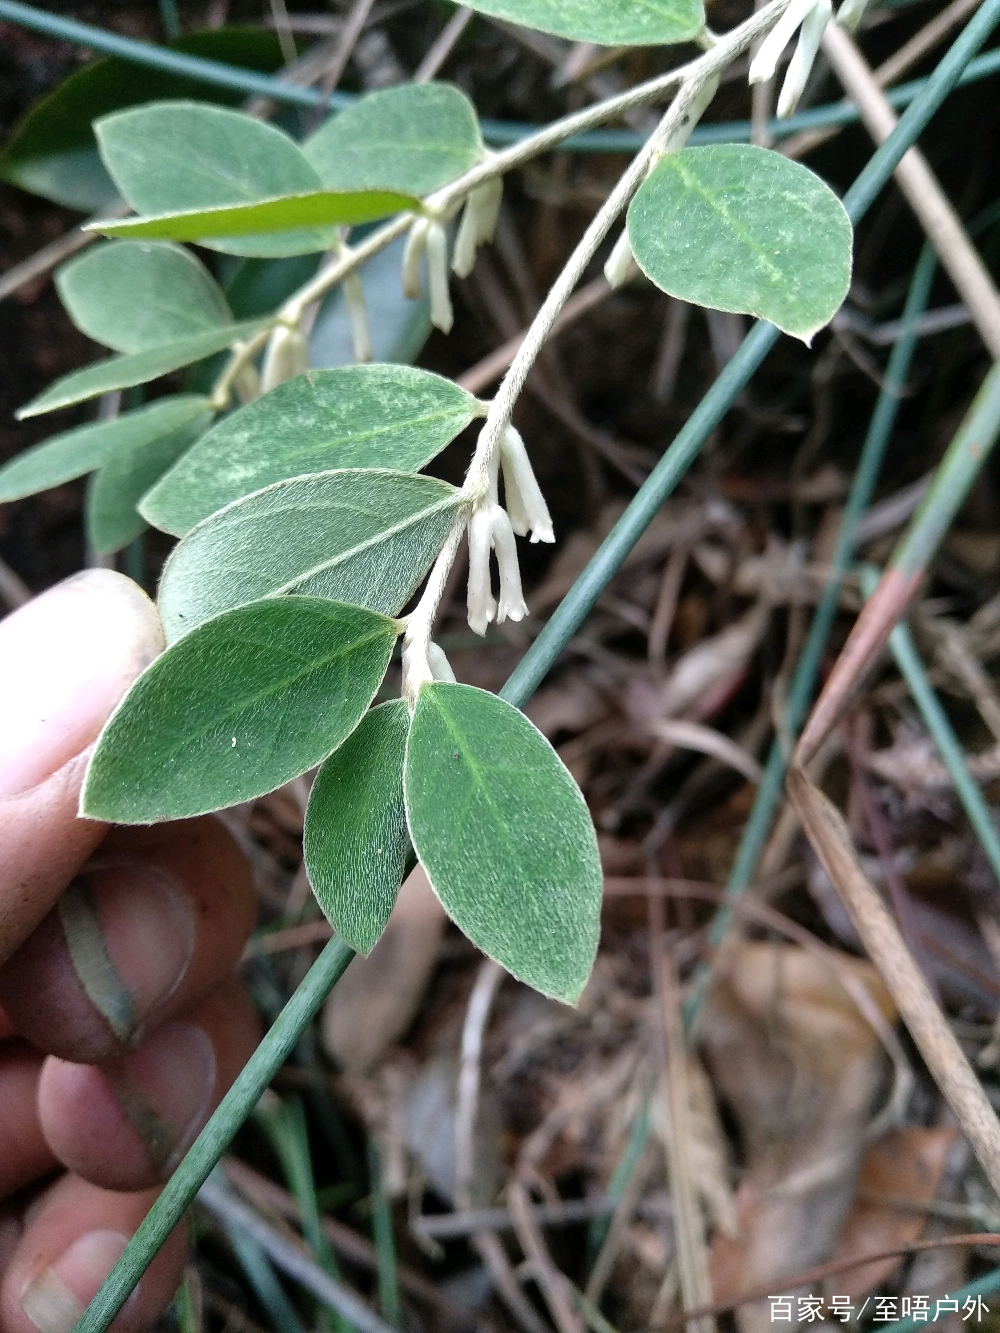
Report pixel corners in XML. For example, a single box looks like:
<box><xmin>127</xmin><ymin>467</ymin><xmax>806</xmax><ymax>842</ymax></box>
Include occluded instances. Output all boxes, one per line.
<box><xmin>260</xmin><ymin>325</ymin><xmax>309</xmax><ymax>392</ymax></box>
<box><xmin>604</xmin><ymin>228</ymin><xmax>637</xmax><ymax>290</ymax></box>
<box><xmin>453</xmin><ymin>178</ymin><xmax>504</xmax><ymax>278</ymax></box>
<box><xmin>489</xmin><ymin>504</ymin><xmax>528</xmax><ymax>624</ymax></box>
<box><xmin>749</xmin><ymin>0</ymin><xmax>819</xmax><ymax>86</ymax></box>
<box><xmin>452</xmin><ymin>199</ymin><xmax>479</xmax><ymax>279</ymax></box>
<box><xmin>499</xmin><ymin>425</ymin><xmax>554</xmax><ymax>544</ymax></box>
<box><xmin>425</xmin><ymin>220</ymin><xmax>454</xmax><ymax>334</ymax></box>
<box><xmin>467</xmin><ymin>504</ymin><xmax>497</xmax><ymax>636</ymax></box>
<box><xmin>342</xmin><ymin>272</ymin><xmax>372</xmax><ymax>363</ymax></box>
<box><xmin>776</xmin><ymin>0</ymin><xmax>831</xmax><ymax>116</ymax></box>
<box><xmin>427</xmin><ymin>641</ymin><xmax>457</xmax><ymax>682</ymax></box>
<box><xmin>402</xmin><ymin>217</ymin><xmax>429</xmax><ymax>300</ymax></box>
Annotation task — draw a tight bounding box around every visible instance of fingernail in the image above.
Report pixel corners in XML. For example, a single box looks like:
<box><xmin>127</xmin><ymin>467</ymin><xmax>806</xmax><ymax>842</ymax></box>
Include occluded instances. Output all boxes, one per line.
<box><xmin>21</xmin><ymin>1230</ymin><xmax>129</xmax><ymax>1333</ymax></box>
<box><xmin>0</xmin><ymin>571</ymin><xmax>163</xmax><ymax>799</ymax></box>
<box><xmin>59</xmin><ymin>866</ymin><xmax>195</xmax><ymax>1044</ymax></box>
<box><xmin>104</xmin><ymin>1021</ymin><xmax>215</xmax><ymax>1175</ymax></box>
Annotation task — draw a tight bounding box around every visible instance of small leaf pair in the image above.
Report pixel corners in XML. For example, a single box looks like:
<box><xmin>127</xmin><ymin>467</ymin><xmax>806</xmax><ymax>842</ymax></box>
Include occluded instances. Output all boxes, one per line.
<box><xmin>303</xmin><ymin>682</ymin><xmax>604</xmax><ymax>1006</ymax></box>
<box><xmin>82</xmin><ymin>627</ymin><xmax>602</xmax><ymax>1004</ymax></box>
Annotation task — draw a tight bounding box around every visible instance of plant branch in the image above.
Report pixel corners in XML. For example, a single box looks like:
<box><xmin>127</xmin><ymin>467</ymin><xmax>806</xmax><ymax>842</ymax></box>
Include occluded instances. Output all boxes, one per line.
<box><xmin>275</xmin><ymin>0</ymin><xmax>793</xmax><ymax>330</ymax></box>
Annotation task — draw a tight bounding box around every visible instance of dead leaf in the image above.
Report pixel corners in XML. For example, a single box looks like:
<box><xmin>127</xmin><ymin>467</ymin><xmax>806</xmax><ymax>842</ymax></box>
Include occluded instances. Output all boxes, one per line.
<box><xmin>830</xmin><ymin>1126</ymin><xmax>960</xmax><ymax>1297</ymax></box>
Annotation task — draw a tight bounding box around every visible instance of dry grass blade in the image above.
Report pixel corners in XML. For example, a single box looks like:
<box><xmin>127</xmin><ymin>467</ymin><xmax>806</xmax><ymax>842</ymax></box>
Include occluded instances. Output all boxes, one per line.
<box><xmin>660</xmin><ymin>946</ymin><xmax>716</xmax><ymax>1333</ymax></box>
<box><xmin>651</xmin><ymin>719</ymin><xmax>764</xmax><ymax>784</ymax></box>
<box><xmin>786</xmin><ymin>766</ymin><xmax>1000</xmax><ymax>1195</ymax></box>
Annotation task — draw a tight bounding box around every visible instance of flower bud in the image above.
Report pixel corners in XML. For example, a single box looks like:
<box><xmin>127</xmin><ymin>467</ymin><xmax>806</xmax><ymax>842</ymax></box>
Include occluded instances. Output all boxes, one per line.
<box><xmin>499</xmin><ymin>425</ymin><xmax>554</xmax><ymax>544</ymax></box>
<box><xmin>749</xmin><ymin>0</ymin><xmax>817</xmax><ymax>85</ymax></box>
<box><xmin>604</xmin><ymin>229</ymin><xmax>637</xmax><ymax>290</ymax></box>
<box><xmin>489</xmin><ymin>503</ymin><xmax>528</xmax><ymax>624</ymax></box>
<box><xmin>835</xmin><ymin>0</ymin><xmax>868</xmax><ymax>30</ymax></box>
<box><xmin>453</xmin><ymin>177</ymin><xmax>504</xmax><ymax>278</ymax></box>
<box><xmin>425</xmin><ymin>221</ymin><xmax>454</xmax><ymax>334</ymax></box>
<box><xmin>342</xmin><ymin>272</ymin><xmax>372</xmax><ymax>363</ymax></box>
<box><xmin>234</xmin><ymin>361</ymin><xmax>261</xmax><ymax>405</ymax></box>
<box><xmin>402</xmin><ymin>217</ymin><xmax>429</xmax><ymax>300</ymax></box>
<box><xmin>427</xmin><ymin>641</ymin><xmax>457</xmax><ymax>683</ymax></box>
<box><xmin>467</xmin><ymin>504</ymin><xmax>497</xmax><ymax>636</ymax></box>
<box><xmin>777</xmin><ymin>0</ymin><xmax>830</xmax><ymax>116</ymax></box>
<box><xmin>260</xmin><ymin>325</ymin><xmax>309</xmax><ymax>393</ymax></box>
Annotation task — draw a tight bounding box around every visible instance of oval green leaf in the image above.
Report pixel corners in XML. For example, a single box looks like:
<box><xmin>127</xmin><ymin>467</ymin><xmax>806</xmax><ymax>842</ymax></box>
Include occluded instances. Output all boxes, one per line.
<box><xmin>305</xmin><ymin>84</ymin><xmax>482</xmax><ymax>198</ymax></box>
<box><xmin>86</xmin><ymin>415</ymin><xmax>210</xmax><ymax>555</ymax></box>
<box><xmin>95</xmin><ymin>101</ymin><xmax>339</xmax><ymax>257</ymax></box>
<box><xmin>460</xmin><ymin>0</ymin><xmax>703</xmax><ymax>45</ymax></box>
<box><xmin>0</xmin><ymin>29</ymin><xmax>289</xmax><ymax>212</ymax></box>
<box><xmin>81</xmin><ymin>596</ymin><xmax>398</xmax><ymax>824</ymax></box>
<box><xmin>157</xmin><ymin>469</ymin><xmax>463</xmax><ymax>642</ymax></box>
<box><xmin>89</xmin><ymin>188</ymin><xmax>420</xmax><ymax>252</ymax></box>
<box><xmin>142</xmin><ymin>365</ymin><xmax>481</xmax><ymax>535</ymax></box>
<box><xmin>0</xmin><ymin>395</ymin><xmax>210</xmax><ymax>501</ymax></box>
<box><xmin>304</xmin><ymin>700</ymin><xmax>410</xmax><ymax>954</ymax></box>
<box><xmin>16</xmin><ymin>318</ymin><xmax>269</xmax><ymax>419</ymax></box>
<box><xmin>404</xmin><ymin>682</ymin><xmax>602</xmax><ymax>1004</ymax></box>
<box><xmin>627</xmin><ymin>145</ymin><xmax>853</xmax><ymax>343</ymax></box>
<box><xmin>56</xmin><ymin>241</ymin><xmax>233</xmax><ymax>353</ymax></box>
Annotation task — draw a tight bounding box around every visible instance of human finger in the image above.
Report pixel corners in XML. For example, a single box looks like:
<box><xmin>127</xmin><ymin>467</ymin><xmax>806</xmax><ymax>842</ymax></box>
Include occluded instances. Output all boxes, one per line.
<box><xmin>0</xmin><ymin>572</ymin><xmax>163</xmax><ymax>964</ymax></box>
<box><xmin>0</xmin><ymin>818</ymin><xmax>256</xmax><ymax>1064</ymax></box>
<box><xmin>0</xmin><ymin>1173</ymin><xmax>186</xmax><ymax>1333</ymax></box>
<box><xmin>36</xmin><ymin>976</ymin><xmax>259</xmax><ymax>1192</ymax></box>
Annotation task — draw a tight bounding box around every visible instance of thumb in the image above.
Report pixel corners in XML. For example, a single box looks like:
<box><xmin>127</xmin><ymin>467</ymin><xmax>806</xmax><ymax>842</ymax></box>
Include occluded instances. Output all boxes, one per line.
<box><xmin>0</xmin><ymin>570</ymin><xmax>164</xmax><ymax>964</ymax></box>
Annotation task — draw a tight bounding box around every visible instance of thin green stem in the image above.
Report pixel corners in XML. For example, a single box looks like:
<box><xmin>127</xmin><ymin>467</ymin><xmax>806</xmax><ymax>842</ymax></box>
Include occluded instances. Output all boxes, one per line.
<box><xmin>76</xmin><ymin>938</ymin><xmax>355</xmax><ymax>1333</ymax></box>
<box><xmin>860</xmin><ymin>563</ymin><xmax>1000</xmax><ymax>882</ymax></box>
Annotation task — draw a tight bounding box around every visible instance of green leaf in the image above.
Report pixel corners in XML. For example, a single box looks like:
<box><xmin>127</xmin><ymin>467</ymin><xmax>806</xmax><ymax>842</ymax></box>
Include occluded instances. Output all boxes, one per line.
<box><xmin>0</xmin><ymin>395</ymin><xmax>210</xmax><ymax>501</ymax></box>
<box><xmin>86</xmin><ymin>414</ymin><xmax>210</xmax><ymax>554</ymax></box>
<box><xmin>156</xmin><ymin>469</ymin><xmax>463</xmax><ymax>642</ymax></box>
<box><xmin>56</xmin><ymin>241</ymin><xmax>233</xmax><ymax>354</ymax></box>
<box><xmin>95</xmin><ymin>101</ymin><xmax>342</xmax><ymax>257</ymax></box>
<box><xmin>459</xmin><ymin>0</ymin><xmax>703</xmax><ymax>45</ymax></box>
<box><xmin>17</xmin><ymin>318</ymin><xmax>269</xmax><ymax>418</ymax></box>
<box><xmin>142</xmin><ymin>365</ymin><xmax>481</xmax><ymax>534</ymax></box>
<box><xmin>404</xmin><ymin>683</ymin><xmax>602</xmax><ymax>1003</ymax></box>
<box><xmin>304</xmin><ymin>84</ymin><xmax>482</xmax><ymax>198</ymax></box>
<box><xmin>88</xmin><ymin>187</ymin><xmax>420</xmax><ymax>253</ymax></box>
<box><xmin>627</xmin><ymin>145</ymin><xmax>853</xmax><ymax>343</ymax></box>
<box><xmin>81</xmin><ymin>596</ymin><xmax>398</xmax><ymax>824</ymax></box>
<box><xmin>0</xmin><ymin>29</ymin><xmax>289</xmax><ymax>212</ymax></box>
<box><xmin>304</xmin><ymin>700</ymin><xmax>410</xmax><ymax>954</ymax></box>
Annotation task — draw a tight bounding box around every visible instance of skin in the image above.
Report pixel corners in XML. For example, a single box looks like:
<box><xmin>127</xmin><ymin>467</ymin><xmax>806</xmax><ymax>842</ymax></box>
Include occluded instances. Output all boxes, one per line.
<box><xmin>0</xmin><ymin>571</ymin><xmax>261</xmax><ymax>1333</ymax></box>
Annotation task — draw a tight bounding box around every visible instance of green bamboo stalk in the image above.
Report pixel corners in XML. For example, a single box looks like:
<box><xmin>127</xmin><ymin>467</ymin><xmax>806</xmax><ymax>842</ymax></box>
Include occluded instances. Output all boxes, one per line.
<box><xmin>75</xmin><ymin>4</ymin><xmax>1000</xmax><ymax>1327</ymax></box>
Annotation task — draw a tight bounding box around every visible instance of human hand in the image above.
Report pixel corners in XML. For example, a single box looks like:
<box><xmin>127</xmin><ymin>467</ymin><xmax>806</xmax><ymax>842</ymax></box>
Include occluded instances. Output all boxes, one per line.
<box><xmin>0</xmin><ymin>571</ymin><xmax>260</xmax><ymax>1333</ymax></box>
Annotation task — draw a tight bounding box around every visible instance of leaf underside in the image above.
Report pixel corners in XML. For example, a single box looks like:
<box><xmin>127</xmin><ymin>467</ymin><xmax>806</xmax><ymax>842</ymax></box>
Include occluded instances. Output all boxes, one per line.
<box><xmin>458</xmin><ymin>0</ymin><xmax>704</xmax><ymax>45</ymax></box>
<box><xmin>156</xmin><ymin>468</ymin><xmax>463</xmax><ymax>642</ymax></box>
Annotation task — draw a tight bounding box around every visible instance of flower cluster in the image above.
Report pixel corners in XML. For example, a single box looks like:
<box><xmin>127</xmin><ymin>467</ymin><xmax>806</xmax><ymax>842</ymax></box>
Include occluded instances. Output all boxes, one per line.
<box><xmin>467</xmin><ymin>425</ymin><xmax>554</xmax><ymax>636</ymax></box>
<box><xmin>747</xmin><ymin>0</ymin><xmax>869</xmax><ymax>119</ymax></box>
<box><xmin>402</xmin><ymin>177</ymin><xmax>504</xmax><ymax>334</ymax></box>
